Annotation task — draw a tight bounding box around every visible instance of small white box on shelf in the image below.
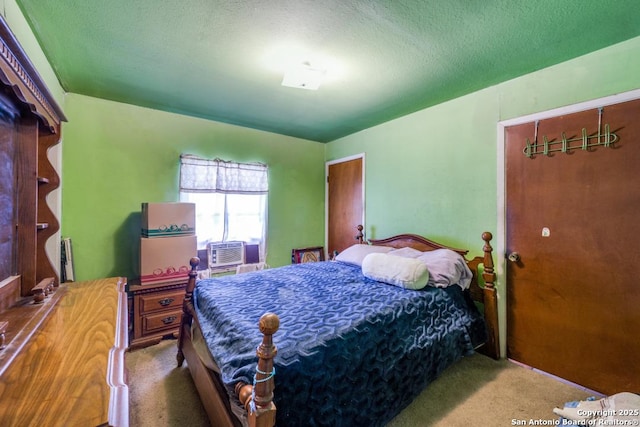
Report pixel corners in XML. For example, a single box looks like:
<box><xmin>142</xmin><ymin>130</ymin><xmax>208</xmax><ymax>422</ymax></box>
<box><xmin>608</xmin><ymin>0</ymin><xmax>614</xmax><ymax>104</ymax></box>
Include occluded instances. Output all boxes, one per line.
<box><xmin>139</xmin><ymin>235</ymin><xmax>197</xmax><ymax>285</ymax></box>
<box><xmin>141</xmin><ymin>202</ymin><xmax>195</xmax><ymax>238</ymax></box>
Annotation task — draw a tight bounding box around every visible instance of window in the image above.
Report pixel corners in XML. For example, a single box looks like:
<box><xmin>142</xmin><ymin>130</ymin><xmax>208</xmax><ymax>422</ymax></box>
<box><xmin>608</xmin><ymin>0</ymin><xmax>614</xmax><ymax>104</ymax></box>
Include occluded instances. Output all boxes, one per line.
<box><xmin>179</xmin><ymin>154</ymin><xmax>268</xmax><ymax>261</ymax></box>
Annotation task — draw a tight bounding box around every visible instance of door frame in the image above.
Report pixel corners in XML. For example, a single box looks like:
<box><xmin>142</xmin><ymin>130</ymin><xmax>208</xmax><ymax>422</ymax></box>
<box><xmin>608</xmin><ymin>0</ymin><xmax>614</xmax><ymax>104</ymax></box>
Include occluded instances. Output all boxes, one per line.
<box><xmin>496</xmin><ymin>88</ymin><xmax>640</xmax><ymax>358</ymax></box>
<box><xmin>325</xmin><ymin>153</ymin><xmax>366</xmax><ymax>251</ymax></box>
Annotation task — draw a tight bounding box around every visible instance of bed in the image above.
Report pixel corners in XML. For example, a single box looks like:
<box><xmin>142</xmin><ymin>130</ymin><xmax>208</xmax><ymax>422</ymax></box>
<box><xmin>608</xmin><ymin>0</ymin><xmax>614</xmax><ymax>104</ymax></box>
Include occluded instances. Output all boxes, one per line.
<box><xmin>176</xmin><ymin>228</ymin><xmax>499</xmax><ymax>427</ymax></box>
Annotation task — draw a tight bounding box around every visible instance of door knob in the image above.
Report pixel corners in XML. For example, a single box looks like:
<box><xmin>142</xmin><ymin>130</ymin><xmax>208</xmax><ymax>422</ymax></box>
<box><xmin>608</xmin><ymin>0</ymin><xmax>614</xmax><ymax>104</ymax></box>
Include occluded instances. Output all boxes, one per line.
<box><xmin>508</xmin><ymin>252</ymin><xmax>520</xmax><ymax>262</ymax></box>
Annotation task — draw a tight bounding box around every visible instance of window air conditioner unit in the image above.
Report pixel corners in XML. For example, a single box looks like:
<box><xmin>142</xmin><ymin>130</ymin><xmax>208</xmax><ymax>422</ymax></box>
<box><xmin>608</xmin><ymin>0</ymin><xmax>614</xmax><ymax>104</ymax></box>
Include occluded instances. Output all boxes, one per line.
<box><xmin>208</xmin><ymin>241</ymin><xmax>245</xmax><ymax>269</ymax></box>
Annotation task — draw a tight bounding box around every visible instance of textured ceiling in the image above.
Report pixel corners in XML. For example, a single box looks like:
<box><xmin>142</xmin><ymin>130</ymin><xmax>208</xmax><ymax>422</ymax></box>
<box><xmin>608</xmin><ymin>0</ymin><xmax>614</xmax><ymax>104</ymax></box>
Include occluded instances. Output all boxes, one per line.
<box><xmin>15</xmin><ymin>0</ymin><xmax>640</xmax><ymax>142</ymax></box>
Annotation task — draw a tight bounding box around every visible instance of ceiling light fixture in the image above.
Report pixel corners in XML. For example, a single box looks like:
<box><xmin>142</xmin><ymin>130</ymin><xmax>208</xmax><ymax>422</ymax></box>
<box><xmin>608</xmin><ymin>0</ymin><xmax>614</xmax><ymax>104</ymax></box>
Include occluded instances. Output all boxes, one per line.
<box><xmin>281</xmin><ymin>61</ymin><xmax>326</xmax><ymax>90</ymax></box>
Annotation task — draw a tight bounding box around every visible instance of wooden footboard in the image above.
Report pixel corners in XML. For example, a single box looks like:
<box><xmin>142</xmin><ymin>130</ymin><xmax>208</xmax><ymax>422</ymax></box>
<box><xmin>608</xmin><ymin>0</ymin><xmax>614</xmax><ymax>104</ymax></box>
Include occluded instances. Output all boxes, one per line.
<box><xmin>177</xmin><ymin>257</ymin><xmax>278</xmax><ymax>427</ymax></box>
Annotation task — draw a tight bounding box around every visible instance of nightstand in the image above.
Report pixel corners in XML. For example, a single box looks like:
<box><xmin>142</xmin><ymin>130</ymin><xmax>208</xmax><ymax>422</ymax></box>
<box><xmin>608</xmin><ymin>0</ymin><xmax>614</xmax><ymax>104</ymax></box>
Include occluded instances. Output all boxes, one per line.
<box><xmin>128</xmin><ymin>279</ymin><xmax>187</xmax><ymax>349</ymax></box>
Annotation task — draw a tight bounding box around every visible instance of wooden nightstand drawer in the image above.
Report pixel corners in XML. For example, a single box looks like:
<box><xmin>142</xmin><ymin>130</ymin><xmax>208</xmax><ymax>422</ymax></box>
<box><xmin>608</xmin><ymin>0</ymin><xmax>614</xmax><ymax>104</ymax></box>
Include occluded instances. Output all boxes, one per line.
<box><xmin>142</xmin><ymin>309</ymin><xmax>183</xmax><ymax>334</ymax></box>
<box><xmin>129</xmin><ymin>281</ymin><xmax>187</xmax><ymax>349</ymax></box>
<box><xmin>139</xmin><ymin>289</ymin><xmax>184</xmax><ymax>314</ymax></box>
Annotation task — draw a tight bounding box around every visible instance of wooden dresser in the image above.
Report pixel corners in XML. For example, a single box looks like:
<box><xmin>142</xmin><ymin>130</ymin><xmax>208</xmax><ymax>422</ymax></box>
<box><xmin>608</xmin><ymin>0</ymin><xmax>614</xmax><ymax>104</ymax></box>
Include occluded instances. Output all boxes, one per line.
<box><xmin>0</xmin><ymin>277</ymin><xmax>129</xmax><ymax>426</ymax></box>
<box><xmin>129</xmin><ymin>279</ymin><xmax>187</xmax><ymax>350</ymax></box>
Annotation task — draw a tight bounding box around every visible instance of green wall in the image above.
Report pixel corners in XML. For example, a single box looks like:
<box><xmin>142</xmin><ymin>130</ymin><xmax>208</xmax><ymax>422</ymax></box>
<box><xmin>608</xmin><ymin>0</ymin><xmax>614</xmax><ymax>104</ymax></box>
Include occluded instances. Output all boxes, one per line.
<box><xmin>62</xmin><ymin>94</ymin><xmax>325</xmax><ymax>281</ymax></box>
<box><xmin>327</xmin><ymin>87</ymin><xmax>499</xmax><ymax>250</ymax></box>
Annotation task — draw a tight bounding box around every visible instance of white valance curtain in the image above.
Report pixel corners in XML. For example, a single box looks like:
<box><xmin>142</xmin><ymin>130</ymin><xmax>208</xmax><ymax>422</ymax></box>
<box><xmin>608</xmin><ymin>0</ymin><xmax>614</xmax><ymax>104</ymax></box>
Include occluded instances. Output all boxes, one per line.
<box><xmin>179</xmin><ymin>154</ymin><xmax>268</xmax><ymax>194</ymax></box>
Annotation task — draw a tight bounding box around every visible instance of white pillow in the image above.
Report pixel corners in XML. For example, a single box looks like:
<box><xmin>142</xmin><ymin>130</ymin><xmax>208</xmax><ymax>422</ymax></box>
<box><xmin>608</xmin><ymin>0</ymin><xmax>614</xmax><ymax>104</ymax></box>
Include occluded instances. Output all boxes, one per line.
<box><xmin>416</xmin><ymin>249</ymin><xmax>473</xmax><ymax>290</ymax></box>
<box><xmin>387</xmin><ymin>247</ymin><xmax>423</xmax><ymax>258</ymax></box>
<box><xmin>361</xmin><ymin>252</ymin><xmax>429</xmax><ymax>290</ymax></box>
<box><xmin>334</xmin><ymin>244</ymin><xmax>393</xmax><ymax>266</ymax></box>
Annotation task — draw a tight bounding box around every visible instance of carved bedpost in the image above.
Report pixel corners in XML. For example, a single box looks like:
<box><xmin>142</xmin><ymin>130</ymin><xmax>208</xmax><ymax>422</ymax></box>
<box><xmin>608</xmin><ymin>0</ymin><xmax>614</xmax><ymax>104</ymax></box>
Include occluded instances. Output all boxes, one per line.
<box><xmin>237</xmin><ymin>313</ymin><xmax>279</xmax><ymax>427</ymax></box>
<box><xmin>177</xmin><ymin>256</ymin><xmax>199</xmax><ymax>367</ymax></box>
<box><xmin>481</xmin><ymin>232</ymin><xmax>500</xmax><ymax>360</ymax></box>
<box><xmin>355</xmin><ymin>225</ymin><xmax>364</xmax><ymax>244</ymax></box>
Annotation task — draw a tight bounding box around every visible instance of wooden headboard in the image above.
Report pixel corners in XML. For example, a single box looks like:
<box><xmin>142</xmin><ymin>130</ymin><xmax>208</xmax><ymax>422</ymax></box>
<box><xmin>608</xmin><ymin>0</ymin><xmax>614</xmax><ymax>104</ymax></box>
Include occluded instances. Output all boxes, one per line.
<box><xmin>368</xmin><ymin>233</ymin><xmax>469</xmax><ymax>255</ymax></box>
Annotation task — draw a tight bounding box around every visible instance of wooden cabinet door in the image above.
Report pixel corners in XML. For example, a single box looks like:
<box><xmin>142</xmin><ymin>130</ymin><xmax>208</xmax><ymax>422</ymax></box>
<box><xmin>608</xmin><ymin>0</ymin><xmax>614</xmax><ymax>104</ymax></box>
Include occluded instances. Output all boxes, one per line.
<box><xmin>505</xmin><ymin>99</ymin><xmax>640</xmax><ymax>394</ymax></box>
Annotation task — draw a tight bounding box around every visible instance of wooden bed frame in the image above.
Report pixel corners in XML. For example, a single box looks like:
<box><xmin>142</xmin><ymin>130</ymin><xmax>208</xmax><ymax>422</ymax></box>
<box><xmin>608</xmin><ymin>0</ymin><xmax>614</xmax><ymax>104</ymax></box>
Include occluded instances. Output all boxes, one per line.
<box><xmin>176</xmin><ymin>228</ymin><xmax>498</xmax><ymax>427</ymax></box>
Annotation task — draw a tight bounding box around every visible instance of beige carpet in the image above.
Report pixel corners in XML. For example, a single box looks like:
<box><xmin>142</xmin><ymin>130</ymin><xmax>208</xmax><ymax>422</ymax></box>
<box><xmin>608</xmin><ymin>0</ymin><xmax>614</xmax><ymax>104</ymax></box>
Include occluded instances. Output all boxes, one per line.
<box><xmin>127</xmin><ymin>339</ymin><xmax>595</xmax><ymax>426</ymax></box>
<box><xmin>127</xmin><ymin>339</ymin><xmax>209</xmax><ymax>427</ymax></box>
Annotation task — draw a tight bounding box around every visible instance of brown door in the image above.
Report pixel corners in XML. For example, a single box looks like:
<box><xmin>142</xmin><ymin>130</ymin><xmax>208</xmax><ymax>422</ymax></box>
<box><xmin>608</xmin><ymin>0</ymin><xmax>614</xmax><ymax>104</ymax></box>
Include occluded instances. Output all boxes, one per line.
<box><xmin>327</xmin><ymin>156</ymin><xmax>363</xmax><ymax>256</ymax></box>
<box><xmin>505</xmin><ymin>99</ymin><xmax>640</xmax><ymax>394</ymax></box>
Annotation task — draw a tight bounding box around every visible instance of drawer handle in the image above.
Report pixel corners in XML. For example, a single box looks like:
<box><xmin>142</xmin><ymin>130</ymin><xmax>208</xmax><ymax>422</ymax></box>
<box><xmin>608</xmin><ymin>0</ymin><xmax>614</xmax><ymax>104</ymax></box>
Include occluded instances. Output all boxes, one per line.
<box><xmin>158</xmin><ymin>298</ymin><xmax>175</xmax><ymax>307</ymax></box>
<box><xmin>162</xmin><ymin>316</ymin><xmax>177</xmax><ymax>325</ymax></box>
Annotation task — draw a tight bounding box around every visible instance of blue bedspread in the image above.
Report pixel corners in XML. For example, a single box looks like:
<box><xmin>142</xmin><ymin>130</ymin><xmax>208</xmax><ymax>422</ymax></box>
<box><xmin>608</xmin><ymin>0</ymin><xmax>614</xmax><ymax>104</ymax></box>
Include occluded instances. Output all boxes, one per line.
<box><xmin>194</xmin><ymin>261</ymin><xmax>486</xmax><ymax>426</ymax></box>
